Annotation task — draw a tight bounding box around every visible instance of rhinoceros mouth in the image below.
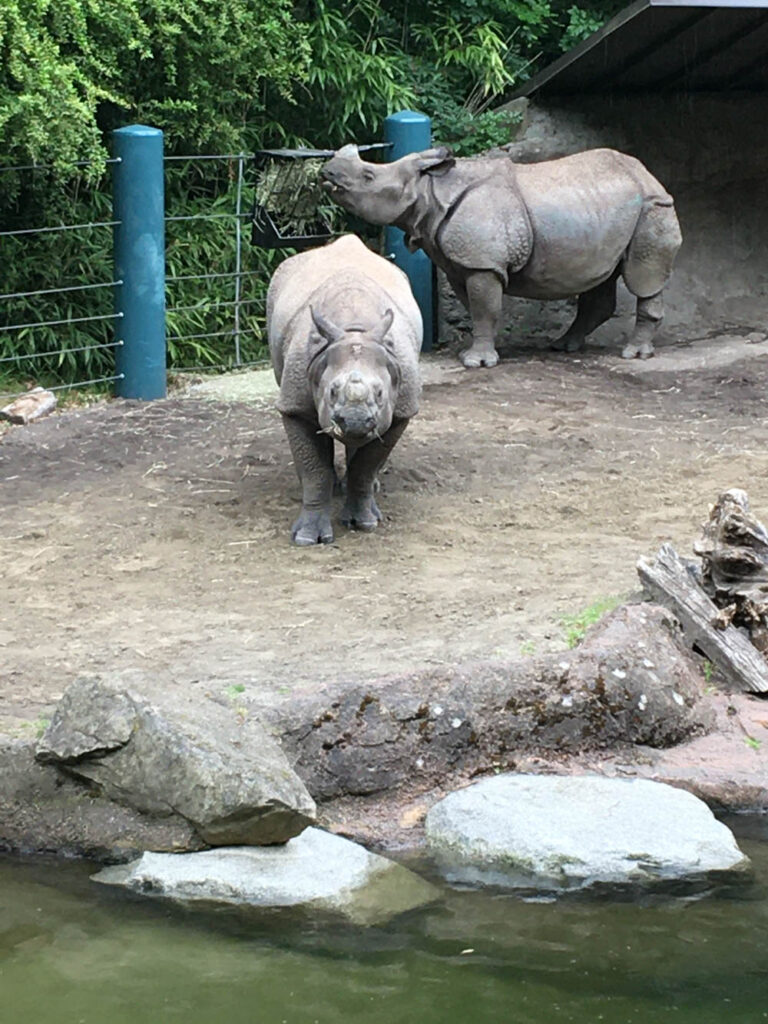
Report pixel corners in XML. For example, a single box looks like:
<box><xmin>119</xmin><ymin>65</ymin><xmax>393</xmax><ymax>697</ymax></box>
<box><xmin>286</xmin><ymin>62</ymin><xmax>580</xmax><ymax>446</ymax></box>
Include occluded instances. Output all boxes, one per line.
<box><xmin>319</xmin><ymin>167</ymin><xmax>349</xmax><ymax>194</ymax></box>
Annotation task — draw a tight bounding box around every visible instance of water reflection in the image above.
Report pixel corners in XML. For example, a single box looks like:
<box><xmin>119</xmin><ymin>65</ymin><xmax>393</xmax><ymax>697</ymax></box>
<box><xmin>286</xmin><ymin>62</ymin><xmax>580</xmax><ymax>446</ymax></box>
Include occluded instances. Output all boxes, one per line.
<box><xmin>1</xmin><ymin>839</ymin><xmax>767</xmax><ymax>1024</ymax></box>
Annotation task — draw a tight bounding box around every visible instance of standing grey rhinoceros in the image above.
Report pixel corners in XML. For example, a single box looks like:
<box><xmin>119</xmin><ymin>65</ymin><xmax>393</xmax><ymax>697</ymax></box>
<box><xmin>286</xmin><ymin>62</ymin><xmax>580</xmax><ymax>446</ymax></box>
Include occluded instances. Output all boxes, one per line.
<box><xmin>321</xmin><ymin>145</ymin><xmax>683</xmax><ymax>367</ymax></box>
<box><xmin>267</xmin><ymin>234</ymin><xmax>422</xmax><ymax>546</ymax></box>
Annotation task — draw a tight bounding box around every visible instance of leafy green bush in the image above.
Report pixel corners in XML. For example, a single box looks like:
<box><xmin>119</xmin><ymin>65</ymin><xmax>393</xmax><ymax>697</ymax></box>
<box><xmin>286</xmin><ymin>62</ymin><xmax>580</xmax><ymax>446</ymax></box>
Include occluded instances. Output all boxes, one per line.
<box><xmin>1</xmin><ymin>0</ymin><xmax>623</xmax><ymax>390</ymax></box>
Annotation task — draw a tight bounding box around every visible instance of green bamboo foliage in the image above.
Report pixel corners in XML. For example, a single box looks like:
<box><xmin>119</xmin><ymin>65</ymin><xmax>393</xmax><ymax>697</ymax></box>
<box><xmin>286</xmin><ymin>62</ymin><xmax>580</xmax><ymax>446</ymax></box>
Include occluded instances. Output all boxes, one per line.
<box><xmin>0</xmin><ymin>0</ymin><xmax>622</xmax><ymax>392</ymax></box>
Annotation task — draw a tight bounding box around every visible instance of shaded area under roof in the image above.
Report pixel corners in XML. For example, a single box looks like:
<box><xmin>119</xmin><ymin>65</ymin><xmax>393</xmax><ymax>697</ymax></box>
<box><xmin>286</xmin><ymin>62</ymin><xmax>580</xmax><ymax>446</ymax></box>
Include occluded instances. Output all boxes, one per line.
<box><xmin>515</xmin><ymin>0</ymin><xmax>768</xmax><ymax>96</ymax></box>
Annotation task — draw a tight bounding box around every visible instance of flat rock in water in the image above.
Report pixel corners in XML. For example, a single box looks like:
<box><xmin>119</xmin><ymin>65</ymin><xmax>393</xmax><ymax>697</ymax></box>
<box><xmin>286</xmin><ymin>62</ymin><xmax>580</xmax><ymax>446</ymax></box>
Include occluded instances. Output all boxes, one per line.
<box><xmin>92</xmin><ymin>827</ymin><xmax>438</xmax><ymax>926</ymax></box>
<box><xmin>36</xmin><ymin>677</ymin><xmax>316</xmax><ymax>846</ymax></box>
<box><xmin>425</xmin><ymin>774</ymin><xmax>750</xmax><ymax>894</ymax></box>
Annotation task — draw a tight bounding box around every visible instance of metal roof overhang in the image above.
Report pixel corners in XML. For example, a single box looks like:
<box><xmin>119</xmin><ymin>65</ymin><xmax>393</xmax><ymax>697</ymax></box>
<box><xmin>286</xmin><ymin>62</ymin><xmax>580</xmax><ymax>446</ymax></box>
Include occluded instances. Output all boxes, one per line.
<box><xmin>514</xmin><ymin>0</ymin><xmax>768</xmax><ymax>96</ymax></box>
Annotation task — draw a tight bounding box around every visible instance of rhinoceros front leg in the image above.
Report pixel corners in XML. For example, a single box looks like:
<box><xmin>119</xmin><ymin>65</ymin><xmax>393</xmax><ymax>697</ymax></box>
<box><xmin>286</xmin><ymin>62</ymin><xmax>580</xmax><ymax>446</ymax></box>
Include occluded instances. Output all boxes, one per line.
<box><xmin>281</xmin><ymin>413</ymin><xmax>335</xmax><ymax>546</ymax></box>
<box><xmin>461</xmin><ymin>271</ymin><xmax>503</xmax><ymax>368</ymax></box>
<box><xmin>341</xmin><ymin>419</ymin><xmax>408</xmax><ymax>531</ymax></box>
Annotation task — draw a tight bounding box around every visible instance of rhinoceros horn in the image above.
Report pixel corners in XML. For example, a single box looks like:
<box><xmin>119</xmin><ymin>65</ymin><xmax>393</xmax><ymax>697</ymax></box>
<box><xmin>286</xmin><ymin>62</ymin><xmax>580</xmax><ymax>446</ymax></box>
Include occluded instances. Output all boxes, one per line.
<box><xmin>343</xmin><ymin>371</ymin><xmax>369</xmax><ymax>403</ymax></box>
<box><xmin>310</xmin><ymin>306</ymin><xmax>346</xmax><ymax>344</ymax></box>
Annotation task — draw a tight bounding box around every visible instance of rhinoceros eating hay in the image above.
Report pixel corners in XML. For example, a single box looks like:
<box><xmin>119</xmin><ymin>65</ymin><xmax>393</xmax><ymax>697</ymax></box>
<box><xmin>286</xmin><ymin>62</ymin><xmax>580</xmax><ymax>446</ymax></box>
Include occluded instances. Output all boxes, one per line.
<box><xmin>267</xmin><ymin>235</ymin><xmax>422</xmax><ymax>546</ymax></box>
<box><xmin>321</xmin><ymin>145</ymin><xmax>682</xmax><ymax>368</ymax></box>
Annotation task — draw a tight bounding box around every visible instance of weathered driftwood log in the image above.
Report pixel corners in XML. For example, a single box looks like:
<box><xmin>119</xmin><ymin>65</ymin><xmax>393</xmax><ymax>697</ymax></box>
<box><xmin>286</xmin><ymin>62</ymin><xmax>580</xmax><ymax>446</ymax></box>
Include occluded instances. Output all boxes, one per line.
<box><xmin>693</xmin><ymin>488</ymin><xmax>768</xmax><ymax>655</ymax></box>
<box><xmin>637</xmin><ymin>543</ymin><xmax>768</xmax><ymax>694</ymax></box>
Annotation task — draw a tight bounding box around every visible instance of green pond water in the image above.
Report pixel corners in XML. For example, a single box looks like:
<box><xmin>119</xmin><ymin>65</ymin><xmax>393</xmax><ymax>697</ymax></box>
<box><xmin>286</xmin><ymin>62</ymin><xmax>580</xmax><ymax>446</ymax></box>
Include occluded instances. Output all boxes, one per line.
<box><xmin>2</xmin><ymin>823</ymin><xmax>768</xmax><ymax>1024</ymax></box>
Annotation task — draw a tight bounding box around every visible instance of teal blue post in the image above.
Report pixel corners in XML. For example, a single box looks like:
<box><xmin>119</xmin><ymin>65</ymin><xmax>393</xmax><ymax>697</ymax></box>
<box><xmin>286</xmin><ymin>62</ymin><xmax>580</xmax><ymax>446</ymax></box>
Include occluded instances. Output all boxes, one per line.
<box><xmin>113</xmin><ymin>125</ymin><xmax>166</xmax><ymax>399</ymax></box>
<box><xmin>383</xmin><ymin>110</ymin><xmax>435</xmax><ymax>352</ymax></box>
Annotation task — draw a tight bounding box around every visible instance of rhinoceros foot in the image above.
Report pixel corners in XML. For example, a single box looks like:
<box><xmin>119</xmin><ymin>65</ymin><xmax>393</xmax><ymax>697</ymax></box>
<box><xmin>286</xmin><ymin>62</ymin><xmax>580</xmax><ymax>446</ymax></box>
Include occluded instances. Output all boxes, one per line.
<box><xmin>292</xmin><ymin>509</ymin><xmax>334</xmax><ymax>546</ymax></box>
<box><xmin>622</xmin><ymin>340</ymin><xmax>655</xmax><ymax>360</ymax></box>
<box><xmin>550</xmin><ymin>333</ymin><xmax>586</xmax><ymax>354</ymax></box>
<box><xmin>341</xmin><ymin>495</ymin><xmax>382</xmax><ymax>532</ymax></box>
<box><xmin>460</xmin><ymin>344</ymin><xmax>499</xmax><ymax>369</ymax></box>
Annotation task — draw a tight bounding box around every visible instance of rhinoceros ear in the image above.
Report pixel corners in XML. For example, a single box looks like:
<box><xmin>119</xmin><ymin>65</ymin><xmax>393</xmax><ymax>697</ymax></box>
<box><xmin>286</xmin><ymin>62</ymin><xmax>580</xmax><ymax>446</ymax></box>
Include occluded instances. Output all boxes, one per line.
<box><xmin>415</xmin><ymin>147</ymin><xmax>455</xmax><ymax>176</ymax></box>
<box><xmin>310</xmin><ymin>306</ymin><xmax>346</xmax><ymax>347</ymax></box>
<box><xmin>371</xmin><ymin>308</ymin><xmax>395</xmax><ymax>346</ymax></box>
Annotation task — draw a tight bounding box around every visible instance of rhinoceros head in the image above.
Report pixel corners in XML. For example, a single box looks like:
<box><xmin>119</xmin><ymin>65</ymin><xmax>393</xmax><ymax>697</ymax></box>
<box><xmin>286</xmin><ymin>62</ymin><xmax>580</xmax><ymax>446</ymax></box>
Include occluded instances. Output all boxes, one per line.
<box><xmin>321</xmin><ymin>144</ymin><xmax>455</xmax><ymax>226</ymax></box>
<box><xmin>307</xmin><ymin>305</ymin><xmax>400</xmax><ymax>445</ymax></box>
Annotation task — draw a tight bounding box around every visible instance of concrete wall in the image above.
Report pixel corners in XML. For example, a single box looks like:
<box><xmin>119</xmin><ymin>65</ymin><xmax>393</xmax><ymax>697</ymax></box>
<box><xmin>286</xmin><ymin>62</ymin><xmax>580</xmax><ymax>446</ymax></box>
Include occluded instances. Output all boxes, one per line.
<box><xmin>439</xmin><ymin>92</ymin><xmax>768</xmax><ymax>355</ymax></box>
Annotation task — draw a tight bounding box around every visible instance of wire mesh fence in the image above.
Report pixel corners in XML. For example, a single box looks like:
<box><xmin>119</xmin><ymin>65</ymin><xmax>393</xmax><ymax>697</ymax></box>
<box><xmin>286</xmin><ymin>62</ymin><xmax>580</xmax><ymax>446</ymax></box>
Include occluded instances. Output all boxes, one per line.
<box><xmin>0</xmin><ymin>162</ymin><xmax>126</xmax><ymax>402</ymax></box>
<box><xmin>0</xmin><ymin>150</ymin><xmax>271</xmax><ymax>403</ymax></box>
<box><xmin>0</xmin><ymin>138</ymin><xmax>391</xmax><ymax>405</ymax></box>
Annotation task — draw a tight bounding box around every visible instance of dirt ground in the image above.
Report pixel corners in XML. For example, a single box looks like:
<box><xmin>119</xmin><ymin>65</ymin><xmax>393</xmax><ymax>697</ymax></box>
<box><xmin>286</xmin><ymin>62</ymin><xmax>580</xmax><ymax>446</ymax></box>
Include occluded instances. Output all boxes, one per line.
<box><xmin>2</xmin><ymin>333</ymin><xmax>768</xmax><ymax>740</ymax></box>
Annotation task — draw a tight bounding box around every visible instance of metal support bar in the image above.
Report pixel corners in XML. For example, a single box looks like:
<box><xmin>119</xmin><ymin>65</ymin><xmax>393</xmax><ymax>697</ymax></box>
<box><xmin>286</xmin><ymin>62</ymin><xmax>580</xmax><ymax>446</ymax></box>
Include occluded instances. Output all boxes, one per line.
<box><xmin>166</xmin><ymin>212</ymin><xmax>251</xmax><ymax>222</ymax></box>
<box><xmin>1</xmin><ymin>311</ymin><xmax>123</xmax><ymax>333</ymax></box>
<box><xmin>166</xmin><ymin>270</ymin><xmax>260</xmax><ymax>284</ymax></box>
<box><xmin>0</xmin><ymin>280</ymin><xmax>121</xmax><ymax>302</ymax></box>
<box><xmin>0</xmin><ymin>374</ymin><xmax>124</xmax><ymax>402</ymax></box>
<box><xmin>113</xmin><ymin>125</ymin><xmax>167</xmax><ymax>400</ymax></box>
<box><xmin>233</xmin><ymin>154</ymin><xmax>245</xmax><ymax>365</ymax></box>
<box><xmin>383</xmin><ymin>111</ymin><xmax>435</xmax><ymax>352</ymax></box>
<box><xmin>0</xmin><ymin>341</ymin><xmax>123</xmax><ymax>364</ymax></box>
<box><xmin>0</xmin><ymin>220</ymin><xmax>119</xmax><ymax>239</ymax></box>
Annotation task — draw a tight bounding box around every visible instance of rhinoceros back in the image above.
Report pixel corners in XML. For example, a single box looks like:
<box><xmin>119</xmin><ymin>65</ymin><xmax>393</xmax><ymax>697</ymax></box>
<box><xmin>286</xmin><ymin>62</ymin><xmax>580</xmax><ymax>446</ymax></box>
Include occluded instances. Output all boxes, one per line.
<box><xmin>267</xmin><ymin>235</ymin><xmax>423</xmax><ymax>420</ymax></box>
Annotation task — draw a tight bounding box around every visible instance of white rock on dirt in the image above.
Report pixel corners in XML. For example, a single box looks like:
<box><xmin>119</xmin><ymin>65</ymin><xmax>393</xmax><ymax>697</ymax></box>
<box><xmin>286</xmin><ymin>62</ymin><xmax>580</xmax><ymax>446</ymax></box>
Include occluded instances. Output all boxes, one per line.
<box><xmin>0</xmin><ymin>387</ymin><xmax>57</xmax><ymax>424</ymax></box>
<box><xmin>92</xmin><ymin>827</ymin><xmax>438</xmax><ymax>925</ymax></box>
<box><xmin>425</xmin><ymin>774</ymin><xmax>750</xmax><ymax>893</ymax></box>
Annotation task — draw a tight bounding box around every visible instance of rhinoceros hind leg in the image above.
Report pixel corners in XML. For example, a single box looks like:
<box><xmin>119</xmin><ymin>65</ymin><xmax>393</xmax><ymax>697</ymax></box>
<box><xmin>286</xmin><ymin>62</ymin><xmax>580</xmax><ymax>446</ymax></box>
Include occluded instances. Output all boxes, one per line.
<box><xmin>621</xmin><ymin>198</ymin><xmax>681</xmax><ymax>360</ymax></box>
<box><xmin>551</xmin><ymin>269</ymin><xmax>618</xmax><ymax>353</ymax></box>
<box><xmin>622</xmin><ymin>199</ymin><xmax>681</xmax><ymax>300</ymax></box>
<box><xmin>461</xmin><ymin>343</ymin><xmax>500</xmax><ymax>368</ymax></box>
<box><xmin>622</xmin><ymin>292</ymin><xmax>664</xmax><ymax>360</ymax></box>
<box><xmin>462</xmin><ymin>271</ymin><xmax>502</xmax><ymax>368</ymax></box>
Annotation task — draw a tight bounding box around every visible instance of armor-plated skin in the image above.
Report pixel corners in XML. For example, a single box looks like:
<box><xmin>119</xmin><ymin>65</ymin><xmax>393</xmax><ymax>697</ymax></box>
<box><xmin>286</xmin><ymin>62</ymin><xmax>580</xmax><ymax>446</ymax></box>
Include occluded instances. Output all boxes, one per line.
<box><xmin>267</xmin><ymin>235</ymin><xmax>422</xmax><ymax>545</ymax></box>
<box><xmin>321</xmin><ymin>145</ymin><xmax>682</xmax><ymax>367</ymax></box>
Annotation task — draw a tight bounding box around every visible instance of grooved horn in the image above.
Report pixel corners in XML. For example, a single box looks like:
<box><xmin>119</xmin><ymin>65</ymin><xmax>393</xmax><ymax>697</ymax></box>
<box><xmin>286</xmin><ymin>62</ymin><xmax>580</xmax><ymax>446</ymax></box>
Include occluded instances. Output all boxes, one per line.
<box><xmin>310</xmin><ymin>306</ymin><xmax>346</xmax><ymax>344</ymax></box>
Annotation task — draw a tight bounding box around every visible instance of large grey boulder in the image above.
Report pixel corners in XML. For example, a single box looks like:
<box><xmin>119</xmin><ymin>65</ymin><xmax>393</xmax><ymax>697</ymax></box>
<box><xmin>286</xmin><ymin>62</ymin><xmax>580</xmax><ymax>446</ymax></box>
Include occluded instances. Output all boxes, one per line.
<box><xmin>92</xmin><ymin>827</ymin><xmax>438</xmax><ymax>926</ymax></box>
<box><xmin>425</xmin><ymin>774</ymin><xmax>750</xmax><ymax>893</ymax></box>
<box><xmin>36</xmin><ymin>677</ymin><xmax>316</xmax><ymax>846</ymax></box>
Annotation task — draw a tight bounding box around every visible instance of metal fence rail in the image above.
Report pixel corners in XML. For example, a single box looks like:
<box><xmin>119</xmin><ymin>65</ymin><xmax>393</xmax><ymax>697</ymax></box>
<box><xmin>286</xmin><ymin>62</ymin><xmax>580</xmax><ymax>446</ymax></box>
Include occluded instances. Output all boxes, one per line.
<box><xmin>1</xmin><ymin>112</ymin><xmax>433</xmax><ymax>408</ymax></box>
<box><xmin>0</xmin><ymin>136</ymin><xmax>259</xmax><ymax>403</ymax></box>
<box><xmin>0</xmin><ymin>168</ymin><xmax>127</xmax><ymax>401</ymax></box>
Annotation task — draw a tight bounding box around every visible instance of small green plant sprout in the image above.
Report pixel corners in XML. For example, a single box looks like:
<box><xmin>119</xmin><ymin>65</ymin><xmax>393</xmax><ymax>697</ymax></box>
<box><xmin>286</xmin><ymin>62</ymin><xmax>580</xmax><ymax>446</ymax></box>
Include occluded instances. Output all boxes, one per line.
<box><xmin>18</xmin><ymin>717</ymin><xmax>50</xmax><ymax>738</ymax></box>
<box><xmin>745</xmin><ymin>735</ymin><xmax>761</xmax><ymax>751</ymax></box>
<box><xmin>703</xmin><ymin>660</ymin><xmax>714</xmax><ymax>683</ymax></box>
<box><xmin>560</xmin><ymin>596</ymin><xmax>622</xmax><ymax>649</ymax></box>
<box><xmin>225</xmin><ymin>683</ymin><xmax>246</xmax><ymax>700</ymax></box>
<box><xmin>520</xmin><ymin>639</ymin><xmax>537</xmax><ymax>657</ymax></box>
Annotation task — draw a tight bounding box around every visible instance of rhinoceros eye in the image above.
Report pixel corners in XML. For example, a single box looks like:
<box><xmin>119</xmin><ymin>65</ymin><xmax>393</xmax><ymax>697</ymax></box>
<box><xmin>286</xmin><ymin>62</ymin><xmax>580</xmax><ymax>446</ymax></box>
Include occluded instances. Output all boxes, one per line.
<box><xmin>374</xmin><ymin>385</ymin><xmax>384</xmax><ymax>403</ymax></box>
<box><xmin>329</xmin><ymin>383</ymin><xmax>339</xmax><ymax>402</ymax></box>
<box><xmin>363</xmin><ymin>168</ymin><xmax>375</xmax><ymax>182</ymax></box>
